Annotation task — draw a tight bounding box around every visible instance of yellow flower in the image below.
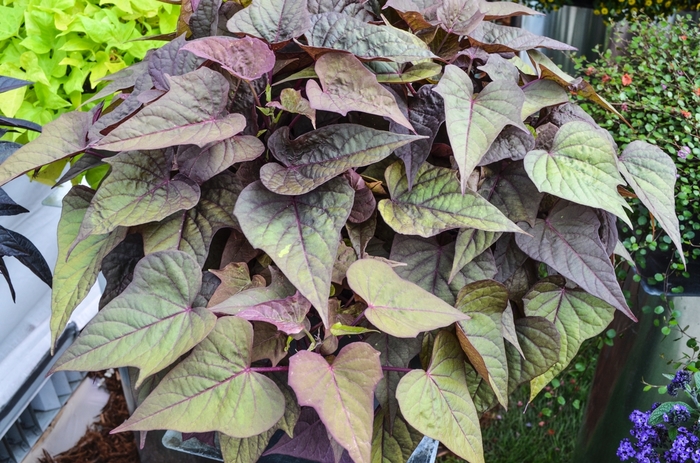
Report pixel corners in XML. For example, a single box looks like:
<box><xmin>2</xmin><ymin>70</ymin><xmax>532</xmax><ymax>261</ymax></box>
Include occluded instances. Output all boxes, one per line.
<box><xmin>631</xmin><ymin>6</ymin><xmax>638</xmax><ymax>12</ymax></box>
<box><xmin>645</xmin><ymin>0</ymin><xmax>652</xmax><ymax>5</ymax></box>
<box><xmin>664</xmin><ymin>1</ymin><xmax>670</xmax><ymax>6</ymax></box>
<box><xmin>628</xmin><ymin>0</ymin><xmax>635</xmax><ymax>6</ymax></box>
<box><xmin>594</xmin><ymin>8</ymin><xmax>601</xmax><ymax>13</ymax></box>
<box><xmin>601</xmin><ymin>7</ymin><xmax>609</xmax><ymax>13</ymax></box>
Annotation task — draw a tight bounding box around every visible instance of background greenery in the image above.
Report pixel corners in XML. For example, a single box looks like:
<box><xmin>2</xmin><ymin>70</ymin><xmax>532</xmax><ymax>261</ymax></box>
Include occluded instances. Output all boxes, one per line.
<box><xmin>574</xmin><ymin>15</ymin><xmax>700</xmax><ymax>276</ymax></box>
<box><xmin>0</xmin><ymin>0</ymin><xmax>179</xmax><ymax>146</ymax></box>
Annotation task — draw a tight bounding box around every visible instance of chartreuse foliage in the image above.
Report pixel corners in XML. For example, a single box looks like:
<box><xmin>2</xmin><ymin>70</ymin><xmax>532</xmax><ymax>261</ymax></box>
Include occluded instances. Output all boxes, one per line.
<box><xmin>0</xmin><ymin>1</ymin><xmax>683</xmax><ymax>462</ymax></box>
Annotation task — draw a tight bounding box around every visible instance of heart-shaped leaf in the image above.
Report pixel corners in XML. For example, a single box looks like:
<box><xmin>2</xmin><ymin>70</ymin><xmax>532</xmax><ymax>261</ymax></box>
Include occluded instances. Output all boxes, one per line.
<box><xmin>468</xmin><ymin>22</ymin><xmax>575</xmax><ymax>53</ymax></box>
<box><xmin>379</xmin><ymin>161</ymin><xmax>523</xmax><ymax>237</ymax></box>
<box><xmin>234</xmin><ymin>178</ymin><xmax>354</xmax><ymax>327</ymax></box>
<box><xmin>515</xmin><ymin>200</ymin><xmax>634</xmax><ymax>320</ymax></box>
<box><xmin>77</xmin><ymin>149</ymin><xmax>201</xmax><ymax>238</ymax></box>
<box><xmin>306</xmin><ymin>52</ymin><xmax>414</xmax><ymax>131</ymax></box>
<box><xmin>505</xmin><ymin>317</ymin><xmax>560</xmax><ymax>393</ymax></box>
<box><xmin>51</xmin><ymin>187</ymin><xmax>126</xmax><ymax>348</ymax></box>
<box><xmin>267</xmin><ymin>89</ymin><xmax>317</xmax><ymax>128</ymax></box>
<box><xmin>147</xmin><ymin>35</ymin><xmax>205</xmax><ymax>91</ymax></box>
<box><xmin>450</xmin><ymin>229</ymin><xmax>500</xmax><ymax>284</ymax></box>
<box><xmin>454</xmin><ymin>280</ymin><xmax>510</xmax><ymax>408</ymax></box>
<box><xmin>521</xmin><ymin>79</ymin><xmax>569</xmax><ymax>120</ymax></box>
<box><xmin>0</xmin><ymin>111</ymin><xmax>91</xmax><ymax>186</ymax></box>
<box><xmin>366</xmin><ymin>332</ymin><xmax>421</xmax><ymax>431</ymax></box>
<box><xmin>289</xmin><ymin>342</ymin><xmax>383</xmax><ymax>463</ymax></box>
<box><xmin>208</xmin><ymin>262</ymin><xmax>266</xmax><ymax>307</ymax></box>
<box><xmin>182</xmin><ymin>36</ymin><xmax>275</xmax><ymax>81</ymax></box>
<box><xmin>397</xmin><ymin>330</ymin><xmax>484</xmax><ymax>463</ymax></box>
<box><xmin>523</xmin><ymin>277</ymin><xmax>614</xmax><ymax>401</ymax></box>
<box><xmin>304</xmin><ymin>13</ymin><xmax>435</xmax><ymax>63</ymax></box>
<box><xmin>177</xmin><ymin>135</ymin><xmax>265</xmax><ymax>185</ymax></box>
<box><xmin>308</xmin><ymin>0</ymin><xmax>373</xmax><ymax>19</ymax></box>
<box><xmin>390</xmin><ymin>234</ymin><xmax>496</xmax><ymax>305</ymax></box>
<box><xmin>346</xmin><ymin>213</ymin><xmax>376</xmax><ymax>259</ymax></box>
<box><xmin>220</xmin><ymin>373</ymin><xmax>300</xmax><ymax>463</ymax></box>
<box><xmin>261</xmin><ymin>124</ymin><xmax>422</xmax><ymax>195</ymax></box>
<box><xmin>478</xmin><ymin>126</ymin><xmax>534</xmax><ymax>166</ymax></box>
<box><xmin>227</xmin><ymin>0</ymin><xmax>311</xmax><ymax>43</ymax></box>
<box><xmin>94</xmin><ymin>68</ymin><xmax>246</xmax><ymax>151</ymax></box>
<box><xmin>374</xmin><ymin>62</ymin><xmax>442</xmax><ymax>84</ymax></box>
<box><xmin>234</xmin><ymin>292</ymin><xmax>312</xmax><ymax>334</ymax></box>
<box><xmin>435</xmin><ymin>0</ymin><xmax>484</xmax><ymax>35</ymax></box>
<box><xmin>52</xmin><ymin>251</ymin><xmax>217</xmax><ymax>386</ymax></box>
<box><xmin>346</xmin><ymin>259</ymin><xmax>469</xmax><ymax>338</ymax></box>
<box><xmin>390</xmin><ymin>84</ymin><xmax>445</xmax><ymax>190</ymax></box>
<box><xmin>478</xmin><ymin>161</ymin><xmax>542</xmax><ymax>225</ymax></box>
<box><xmin>524</xmin><ymin>121</ymin><xmax>631</xmax><ymax>227</ymax></box>
<box><xmin>346</xmin><ymin>170</ymin><xmax>376</xmax><ymax>224</ymax></box>
<box><xmin>618</xmin><ymin>141</ymin><xmax>683</xmax><ymax>265</ymax></box>
<box><xmin>210</xmin><ymin>266</ymin><xmax>298</xmax><ymax>314</ymax></box>
<box><xmin>113</xmin><ymin>316</ymin><xmax>285</xmax><ymax>437</ymax></box>
<box><xmin>139</xmin><ymin>171</ymin><xmax>240</xmax><ymax>266</ymax></box>
<box><xmin>433</xmin><ymin>64</ymin><xmax>526</xmax><ymax>193</ymax></box>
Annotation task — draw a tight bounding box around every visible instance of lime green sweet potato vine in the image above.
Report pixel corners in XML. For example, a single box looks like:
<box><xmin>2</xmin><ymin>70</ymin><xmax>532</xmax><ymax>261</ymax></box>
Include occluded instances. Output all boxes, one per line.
<box><xmin>0</xmin><ymin>1</ymin><xmax>682</xmax><ymax>462</ymax></box>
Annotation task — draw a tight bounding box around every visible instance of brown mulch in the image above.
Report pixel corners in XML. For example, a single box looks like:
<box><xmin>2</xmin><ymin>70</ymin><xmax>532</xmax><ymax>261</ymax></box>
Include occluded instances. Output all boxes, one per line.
<box><xmin>39</xmin><ymin>370</ymin><xmax>140</xmax><ymax>463</ymax></box>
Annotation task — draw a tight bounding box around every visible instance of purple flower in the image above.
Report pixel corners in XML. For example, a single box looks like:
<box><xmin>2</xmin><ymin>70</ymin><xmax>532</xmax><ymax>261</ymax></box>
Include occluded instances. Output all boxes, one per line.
<box><xmin>618</xmin><ymin>439</ymin><xmax>636</xmax><ymax>460</ymax></box>
<box><xmin>668</xmin><ymin>369</ymin><xmax>692</xmax><ymax>396</ymax></box>
<box><xmin>678</xmin><ymin>146</ymin><xmax>691</xmax><ymax>160</ymax></box>
<box><xmin>621</xmin><ymin>103</ymin><xmax>629</xmax><ymax>112</ymax></box>
<box><xmin>662</xmin><ymin>84</ymin><xmax>668</xmax><ymax>89</ymax></box>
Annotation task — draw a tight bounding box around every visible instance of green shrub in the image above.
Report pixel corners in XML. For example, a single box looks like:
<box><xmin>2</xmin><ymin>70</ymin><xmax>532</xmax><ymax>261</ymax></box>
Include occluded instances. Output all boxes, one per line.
<box><xmin>0</xmin><ymin>0</ymin><xmax>179</xmax><ymax>144</ymax></box>
<box><xmin>574</xmin><ymin>16</ymin><xmax>700</xmax><ymax>274</ymax></box>
<box><xmin>521</xmin><ymin>0</ymin><xmax>699</xmax><ymax>22</ymax></box>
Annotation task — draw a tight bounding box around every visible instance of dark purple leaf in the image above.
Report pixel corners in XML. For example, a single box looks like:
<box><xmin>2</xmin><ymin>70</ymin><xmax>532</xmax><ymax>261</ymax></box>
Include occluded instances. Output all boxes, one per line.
<box><xmin>534</xmin><ymin>122</ymin><xmax>558</xmax><ymax>151</ymax></box>
<box><xmin>597</xmin><ymin>210</ymin><xmax>618</xmax><ymax>257</ymax></box>
<box><xmin>0</xmin><ymin>116</ymin><xmax>42</xmax><ymax>132</ymax></box>
<box><xmin>148</xmin><ymin>34</ymin><xmax>206</xmax><ymax>91</ymax></box>
<box><xmin>345</xmin><ymin>170</ymin><xmax>376</xmax><ymax>224</ymax></box>
<box><xmin>182</xmin><ymin>36</ymin><xmax>275</xmax><ymax>81</ymax></box>
<box><xmin>99</xmin><ymin>233</ymin><xmax>144</xmax><ymax>309</ymax></box>
<box><xmin>478</xmin><ymin>126</ymin><xmax>534</xmax><ymax>166</ymax></box>
<box><xmin>89</xmin><ymin>72</ymin><xmax>154</xmax><ymax>141</ymax></box>
<box><xmin>190</xmin><ymin>0</ymin><xmax>222</xmax><ymax>38</ymax></box>
<box><xmin>0</xmin><ymin>257</ymin><xmax>16</xmax><ymax>302</ymax></box>
<box><xmin>0</xmin><ymin>225</ymin><xmax>52</xmax><ymax>288</ymax></box>
<box><xmin>478</xmin><ymin>161</ymin><xmax>542</xmax><ymax>226</ymax></box>
<box><xmin>56</xmin><ymin>154</ymin><xmax>108</xmax><ymax>186</ymax></box>
<box><xmin>345</xmin><ymin>212</ymin><xmax>376</xmax><ymax>259</ymax></box>
<box><xmin>0</xmin><ymin>76</ymin><xmax>32</xmax><ymax>94</ymax></box>
<box><xmin>0</xmin><ymin>188</ymin><xmax>28</xmax><ymax>216</ymax></box>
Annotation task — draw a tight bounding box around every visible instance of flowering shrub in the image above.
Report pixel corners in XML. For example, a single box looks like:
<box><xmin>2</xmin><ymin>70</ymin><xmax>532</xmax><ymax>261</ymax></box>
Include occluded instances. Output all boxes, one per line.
<box><xmin>520</xmin><ymin>0</ymin><xmax>699</xmax><ymax>22</ymax></box>
<box><xmin>574</xmin><ymin>16</ymin><xmax>700</xmax><ymax>274</ymax></box>
<box><xmin>619</xmin><ymin>370</ymin><xmax>700</xmax><ymax>462</ymax></box>
<box><xmin>0</xmin><ymin>0</ymin><xmax>683</xmax><ymax>462</ymax></box>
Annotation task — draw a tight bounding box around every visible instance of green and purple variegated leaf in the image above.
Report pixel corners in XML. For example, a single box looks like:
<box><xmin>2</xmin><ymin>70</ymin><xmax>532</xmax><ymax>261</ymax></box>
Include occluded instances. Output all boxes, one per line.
<box><xmin>478</xmin><ymin>161</ymin><xmax>542</xmax><ymax>226</ymax></box>
<box><xmin>397</xmin><ymin>330</ymin><xmax>484</xmax><ymax>463</ymax></box>
<box><xmin>234</xmin><ymin>292</ymin><xmax>311</xmax><ymax>334</ymax></box>
<box><xmin>94</xmin><ymin>68</ymin><xmax>246</xmax><ymax>152</ymax></box>
<box><xmin>177</xmin><ymin>136</ymin><xmax>265</xmax><ymax>185</ymax></box>
<box><xmin>210</xmin><ymin>266</ymin><xmax>297</xmax><ymax>314</ymax></box>
<box><xmin>468</xmin><ymin>22</ymin><xmax>576</xmax><ymax>53</ymax></box>
<box><xmin>52</xmin><ymin>251</ymin><xmax>217</xmax><ymax>386</ymax></box>
<box><xmin>435</xmin><ymin>0</ymin><xmax>484</xmax><ymax>36</ymax></box>
<box><xmin>181</xmin><ymin>36</ymin><xmax>275</xmax><ymax>81</ymax></box>
<box><xmin>434</xmin><ymin>65</ymin><xmax>526</xmax><ymax>193</ymax></box>
<box><xmin>234</xmin><ymin>178</ymin><xmax>354</xmax><ymax>327</ymax></box>
<box><xmin>114</xmin><ymin>316</ymin><xmax>285</xmax><ymax>437</ymax></box>
<box><xmin>521</xmin><ymin>79</ymin><xmax>569</xmax><ymax>120</ymax></box>
<box><xmin>267</xmin><ymin>89</ymin><xmax>317</xmax><ymax>128</ymax></box>
<box><xmin>379</xmin><ymin>161</ymin><xmax>523</xmax><ymax>237</ymax></box>
<box><xmin>450</xmin><ymin>229</ymin><xmax>501</xmax><ymax>284</ymax></box>
<box><xmin>261</xmin><ymin>124</ymin><xmax>422</xmax><ymax>195</ymax></box>
<box><xmin>506</xmin><ymin>316</ymin><xmax>561</xmax><ymax>396</ymax></box>
<box><xmin>148</xmin><ymin>34</ymin><xmax>204</xmax><ymax>91</ymax></box>
<box><xmin>618</xmin><ymin>141</ymin><xmax>684</xmax><ymax>265</ymax></box>
<box><xmin>227</xmin><ymin>0</ymin><xmax>311</xmax><ymax>43</ymax></box>
<box><xmin>515</xmin><ymin>200</ymin><xmax>635</xmax><ymax>320</ymax></box>
<box><xmin>289</xmin><ymin>342</ymin><xmax>383</xmax><ymax>463</ymax></box>
<box><xmin>346</xmin><ymin>259</ymin><xmax>469</xmax><ymax>337</ymax></box>
<box><xmin>306</xmin><ymin>52</ymin><xmax>414</xmax><ymax>131</ymax></box>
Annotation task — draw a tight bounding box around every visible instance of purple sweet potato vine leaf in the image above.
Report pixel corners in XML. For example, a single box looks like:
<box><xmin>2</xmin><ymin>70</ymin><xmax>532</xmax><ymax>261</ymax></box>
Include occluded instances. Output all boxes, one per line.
<box><xmin>1</xmin><ymin>1</ymin><xmax>680</xmax><ymax>462</ymax></box>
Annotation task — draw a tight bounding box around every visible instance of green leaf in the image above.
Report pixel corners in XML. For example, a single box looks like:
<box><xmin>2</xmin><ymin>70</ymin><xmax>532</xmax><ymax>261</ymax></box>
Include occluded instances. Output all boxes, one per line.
<box><xmin>521</xmin><ymin>79</ymin><xmax>569</xmax><ymax>120</ymax></box>
<box><xmin>390</xmin><ymin>234</ymin><xmax>496</xmax><ymax>305</ymax></box>
<box><xmin>373</xmin><ymin>62</ymin><xmax>442</xmax><ymax>84</ymax></box>
<box><xmin>114</xmin><ymin>316</ymin><xmax>285</xmax><ymax>437</ymax></box>
<box><xmin>209</xmin><ymin>266</ymin><xmax>297</xmax><ymax>314</ymax></box>
<box><xmin>52</xmin><ymin>251</ymin><xmax>217</xmax><ymax>386</ymax></box>
<box><xmin>304</xmin><ymin>13</ymin><xmax>435</xmax><ymax>63</ymax></box>
<box><xmin>0</xmin><ymin>111</ymin><xmax>91</xmax><ymax>186</ymax></box>
<box><xmin>208</xmin><ymin>262</ymin><xmax>265</xmax><ymax>307</ymax></box>
<box><xmin>481</xmin><ymin>1</ymin><xmax>542</xmax><ymax>20</ymax></box>
<box><xmin>288</xmin><ymin>342</ymin><xmax>383</xmax><ymax>463</ymax></box>
<box><xmin>515</xmin><ymin>201</ymin><xmax>635</xmax><ymax>320</ymax></box>
<box><xmin>468</xmin><ymin>22</ymin><xmax>575</xmax><ymax>53</ymax></box>
<box><xmin>505</xmin><ymin>316</ymin><xmax>561</xmax><ymax>393</ymax></box>
<box><xmin>455</xmin><ymin>280</ymin><xmax>510</xmax><ymax>408</ymax></box>
<box><xmin>477</xmin><ymin>55</ymin><xmax>520</xmax><ymax>84</ymax></box>
<box><xmin>177</xmin><ymin>135</ymin><xmax>265</xmax><ymax>185</ymax></box>
<box><xmin>234</xmin><ymin>178</ymin><xmax>354</xmax><ymax>327</ymax></box>
<box><xmin>78</xmin><ymin>149</ymin><xmax>201</xmax><ymax>238</ymax></box>
<box><xmin>618</xmin><ymin>141</ymin><xmax>684</xmax><ymax>266</ymax></box>
<box><xmin>51</xmin><ymin>187</ymin><xmax>126</xmax><ymax>349</ymax></box>
<box><xmin>433</xmin><ymin>64</ymin><xmax>526</xmax><ymax>193</ymax></box>
<box><xmin>261</xmin><ymin>124</ymin><xmax>422</xmax><ymax>195</ymax></box>
<box><xmin>366</xmin><ymin>332</ymin><xmax>421</xmax><ymax>431</ymax></box>
<box><xmin>379</xmin><ymin>161</ymin><xmax>523</xmax><ymax>237</ymax></box>
<box><xmin>450</xmin><ymin>229</ymin><xmax>500</xmax><ymax>284</ymax></box>
<box><xmin>94</xmin><ymin>68</ymin><xmax>246</xmax><ymax>151</ymax></box>
<box><xmin>306</xmin><ymin>52</ymin><xmax>414</xmax><ymax>131</ymax></box>
<box><xmin>397</xmin><ymin>330</ymin><xmax>484</xmax><ymax>463</ymax></box>
<box><xmin>139</xmin><ymin>171</ymin><xmax>241</xmax><ymax>265</ymax></box>
<box><xmin>267</xmin><ymin>88</ymin><xmax>317</xmax><ymax>128</ymax></box>
<box><xmin>181</xmin><ymin>36</ymin><xmax>275</xmax><ymax>81</ymax></box>
<box><xmin>346</xmin><ymin>258</ymin><xmax>469</xmax><ymax>338</ymax></box>
<box><xmin>226</xmin><ymin>0</ymin><xmax>311</xmax><ymax>43</ymax></box>
<box><xmin>523</xmin><ymin>121</ymin><xmax>632</xmax><ymax>227</ymax></box>
<box><xmin>330</xmin><ymin>322</ymin><xmax>378</xmax><ymax>336</ymax></box>
<box><xmin>648</xmin><ymin>402</ymin><xmax>690</xmax><ymax>426</ymax></box>
<box><xmin>346</xmin><ymin>212</ymin><xmax>376</xmax><ymax>259</ymax></box>
<box><xmin>371</xmin><ymin>408</ymin><xmax>423</xmax><ymax>463</ymax></box>
<box><xmin>523</xmin><ymin>277</ymin><xmax>615</xmax><ymax>401</ymax></box>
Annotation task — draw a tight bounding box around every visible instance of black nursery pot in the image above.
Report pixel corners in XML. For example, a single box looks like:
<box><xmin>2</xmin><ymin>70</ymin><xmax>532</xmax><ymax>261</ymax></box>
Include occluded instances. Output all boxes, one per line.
<box><xmin>573</xmin><ymin>254</ymin><xmax>700</xmax><ymax>462</ymax></box>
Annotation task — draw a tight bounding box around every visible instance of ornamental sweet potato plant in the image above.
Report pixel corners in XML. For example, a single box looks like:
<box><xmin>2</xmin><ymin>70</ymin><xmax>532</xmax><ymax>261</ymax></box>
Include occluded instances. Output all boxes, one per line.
<box><xmin>0</xmin><ymin>0</ymin><xmax>685</xmax><ymax>462</ymax></box>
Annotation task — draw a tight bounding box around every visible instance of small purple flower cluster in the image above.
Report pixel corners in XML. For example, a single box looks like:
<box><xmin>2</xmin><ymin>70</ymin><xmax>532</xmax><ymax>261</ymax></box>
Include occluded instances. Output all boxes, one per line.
<box><xmin>663</xmin><ymin>404</ymin><xmax>692</xmax><ymax>425</ymax></box>
<box><xmin>678</xmin><ymin>146</ymin><xmax>691</xmax><ymax>160</ymax></box>
<box><xmin>669</xmin><ymin>370</ymin><xmax>693</xmax><ymax>397</ymax></box>
<box><xmin>618</xmin><ymin>409</ymin><xmax>669</xmax><ymax>462</ymax></box>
